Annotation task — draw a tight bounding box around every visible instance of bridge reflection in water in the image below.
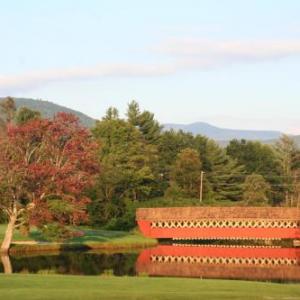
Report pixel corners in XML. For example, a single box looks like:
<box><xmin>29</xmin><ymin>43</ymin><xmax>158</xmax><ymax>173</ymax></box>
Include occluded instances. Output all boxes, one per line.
<box><xmin>136</xmin><ymin>245</ymin><xmax>300</xmax><ymax>282</ymax></box>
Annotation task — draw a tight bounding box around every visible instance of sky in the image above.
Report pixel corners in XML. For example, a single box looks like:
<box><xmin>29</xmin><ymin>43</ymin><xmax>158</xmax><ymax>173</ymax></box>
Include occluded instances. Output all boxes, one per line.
<box><xmin>0</xmin><ymin>0</ymin><xmax>300</xmax><ymax>134</ymax></box>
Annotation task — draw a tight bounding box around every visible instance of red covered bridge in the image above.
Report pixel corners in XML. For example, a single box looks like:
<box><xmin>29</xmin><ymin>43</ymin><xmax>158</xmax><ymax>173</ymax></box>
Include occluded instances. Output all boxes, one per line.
<box><xmin>136</xmin><ymin>207</ymin><xmax>300</xmax><ymax>240</ymax></box>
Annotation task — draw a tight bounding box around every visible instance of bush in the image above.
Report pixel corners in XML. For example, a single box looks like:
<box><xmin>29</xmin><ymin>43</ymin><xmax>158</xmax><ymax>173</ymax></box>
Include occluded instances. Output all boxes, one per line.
<box><xmin>88</xmin><ymin>197</ymin><xmax>127</xmax><ymax>227</ymax></box>
<box><xmin>104</xmin><ymin>197</ymin><xmax>202</xmax><ymax>231</ymax></box>
<box><xmin>41</xmin><ymin>223</ymin><xmax>72</xmax><ymax>242</ymax></box>
<box><xmin>104</xmin><ymin>201</ymin><xmax>138</xmax><ymax>231</ymax></box>
<box><xmin>164</xmin><ymin>183</ymin><xmax>186</xmax><ymax>200</ymax></box>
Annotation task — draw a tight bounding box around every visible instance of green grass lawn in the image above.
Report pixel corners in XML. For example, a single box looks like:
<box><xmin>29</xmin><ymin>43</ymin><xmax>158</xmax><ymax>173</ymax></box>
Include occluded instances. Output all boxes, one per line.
<box><xmin>0</xmin><ymin>224</ymin><xmax>157</xmax><ymax>253</ymax></box>
<box><xmin>0</xmin><ymin>274</ymin><xmax>299</xmax><ymax>300</ymax></box>
<box><xmin>0</xmin><ymin>224</ymin><xmax>38</xmax><ymax>242</ymax></box>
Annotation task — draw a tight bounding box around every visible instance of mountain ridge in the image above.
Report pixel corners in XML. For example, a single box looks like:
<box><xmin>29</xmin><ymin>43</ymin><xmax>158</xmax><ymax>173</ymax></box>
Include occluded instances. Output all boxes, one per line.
<box><xmin>0</xmin><ymin>97</ymin><xmax>96</xmax><ymax>128</ymax></box>
<box><xmin>0</xmin><ymin>97</ymin><xmax>298</xmax><ymax>146</ymax></box>
<box><xmin>164</xmin><ymin>122</ymin><xmax>283</xmax><ymax>141</ymax></box>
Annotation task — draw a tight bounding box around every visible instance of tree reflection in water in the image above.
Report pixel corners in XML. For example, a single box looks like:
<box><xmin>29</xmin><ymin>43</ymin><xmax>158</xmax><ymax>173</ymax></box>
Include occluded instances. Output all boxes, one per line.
<box><xmin>0</xmin><ymin>251</ymin><xmax>138</xmax><ymax>276</ymax></box>
<box><xmin>1</xmin><ymin>245</ymin><xmax>300</xmax><ymax>283</ymax></box>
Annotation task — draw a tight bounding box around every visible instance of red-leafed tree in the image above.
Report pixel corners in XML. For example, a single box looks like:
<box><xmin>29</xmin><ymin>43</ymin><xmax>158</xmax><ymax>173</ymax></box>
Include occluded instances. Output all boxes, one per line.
<box><xmin>0</xmin><ymin>113</ymin><xmax>99</xmax><ymax>253</ymax></box>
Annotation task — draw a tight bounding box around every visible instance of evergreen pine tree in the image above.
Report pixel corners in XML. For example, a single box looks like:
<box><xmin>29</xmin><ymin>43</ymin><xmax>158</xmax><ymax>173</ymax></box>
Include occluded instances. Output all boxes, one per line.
<box><xmin>205</xmin><ymin>140</ymin><xmax>244</xmax><ymax>201</ymax></box>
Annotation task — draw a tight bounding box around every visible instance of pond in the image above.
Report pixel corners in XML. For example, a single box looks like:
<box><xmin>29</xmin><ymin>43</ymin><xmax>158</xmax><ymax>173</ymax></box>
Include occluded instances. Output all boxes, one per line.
<box><xmin>1</xmin><ymin>244</ymin><xmax>300</xmax><ymax>283</ymax></box>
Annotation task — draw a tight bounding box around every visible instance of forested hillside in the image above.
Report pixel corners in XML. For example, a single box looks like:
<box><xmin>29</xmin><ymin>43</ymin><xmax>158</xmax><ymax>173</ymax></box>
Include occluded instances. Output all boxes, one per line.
<box><xmin>0</xmin><ymin>97</ymin><xmax>95</xmax><ymax>127</ymax></box>
<box><xmin>89</xmin><ymin>101</ymin><xmax>300</xmax><ymax>229</ymax></box>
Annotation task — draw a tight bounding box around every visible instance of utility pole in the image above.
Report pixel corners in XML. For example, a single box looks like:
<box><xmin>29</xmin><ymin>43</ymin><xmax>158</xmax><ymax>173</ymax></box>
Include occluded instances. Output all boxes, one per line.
<box><xmin>200</xmin><ymin>171</ymin><xmax>205</xmax><ymax>203</ymax></box>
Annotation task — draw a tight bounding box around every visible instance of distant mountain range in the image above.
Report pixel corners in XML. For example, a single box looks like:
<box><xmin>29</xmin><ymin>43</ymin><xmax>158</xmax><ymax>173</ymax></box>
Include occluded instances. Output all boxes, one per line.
<box><xmin>164</xmin><ymin>122</ymin><xmax>300</xmax><ymax>146</ymax></box>
<box><xmin>164</xmin><ymin>122</ymin><xmax>283</xmax><ymax>141</ymax></box>
<box><xmin>0</xmin><ymin>98</ymin><xmax>298</xmax><ymax>146</ymax></box>
<box><xmin>0</xmin><ymin>97</ymin><xmax>95</xmax><ymax>128</ymax></box>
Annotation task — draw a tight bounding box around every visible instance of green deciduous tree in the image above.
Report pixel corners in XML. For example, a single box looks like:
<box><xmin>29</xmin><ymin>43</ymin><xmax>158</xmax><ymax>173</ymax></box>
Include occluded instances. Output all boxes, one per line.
<box><xmin>243</xmin><ymin>174</ymin><xmax>271</xmax><ymax>206</ymax></box>
<box><xmin>91</xmin><ymin>108</ymin><xmax>158</xmax><ymax>223</ymax></box>
<box><xmin>15</xmin><ymin>107</ymin><xmax>41</xmax><ymax>125</ymax></box>
<box><xmin>226</xmin><ymin>139</ymin><xmax>283</xmax><ymax>204</ymax></box>
<box><xmin>226</xmin><ymin>139</ymin><xmax>280</xmax><ymax>175</ymax></box>
<box><xmin>158</xmin><ymin>130</ymin><xmax>206</xmax><ymax>179</ymax></box>
<box><xmin>170</xmin><ymin>148</ymin><xmax>202</xmax><ymax>197</ymax></box>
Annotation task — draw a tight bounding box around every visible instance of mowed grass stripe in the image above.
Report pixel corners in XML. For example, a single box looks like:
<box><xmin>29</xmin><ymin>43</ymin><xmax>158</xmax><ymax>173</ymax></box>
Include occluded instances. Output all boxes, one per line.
<box><xmin>0</xmin><ymin>275</ymin><xmax>300</xmax><ymax>300</ymax></box>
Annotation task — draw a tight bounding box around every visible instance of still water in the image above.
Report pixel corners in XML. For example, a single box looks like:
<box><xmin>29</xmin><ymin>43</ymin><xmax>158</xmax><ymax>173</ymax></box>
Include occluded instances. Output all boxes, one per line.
<box><xmin>1</xmin><ymin>245</ymin><xmax>300</xmax><ymax>283</ymax></box>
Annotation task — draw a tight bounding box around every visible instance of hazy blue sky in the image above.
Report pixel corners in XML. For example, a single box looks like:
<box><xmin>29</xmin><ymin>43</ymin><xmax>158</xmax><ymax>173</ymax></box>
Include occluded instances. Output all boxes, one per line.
<box><xmin>1</xmin><ymin>1</ymin><xmax>300</xmax><ymax>133</ymax></box>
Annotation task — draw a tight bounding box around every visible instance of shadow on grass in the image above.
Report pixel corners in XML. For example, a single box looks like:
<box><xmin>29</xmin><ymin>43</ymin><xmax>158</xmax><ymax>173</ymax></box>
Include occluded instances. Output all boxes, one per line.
<box><xmin>67</xmin><ymin>229</ymin><xmax>129</xmax><ymax>243</ymax></box>
<box><xmin>4</xmin><ymin>224</ymin><xmax>156</xmax><ymax>259</ymax></box>
<box><xmin>28</xmin><ymin>230</ymin><xmax>48</xmax><ymax>242</ymax></box>
<box><xmin>9</xmin><ymin>228</ymin><xmax>143</xmax><ymax>255</ymax></box>
<box><xmin>24</xmin><ymin>228</ymin><xmax>130</xmax><ymax>244</ymax></box>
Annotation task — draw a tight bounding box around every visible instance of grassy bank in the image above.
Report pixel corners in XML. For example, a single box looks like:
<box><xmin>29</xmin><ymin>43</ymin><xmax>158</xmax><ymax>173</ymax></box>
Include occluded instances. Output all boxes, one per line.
<box><xmin>0</xmin><ymin>274</ymin><xmax>299</xmax><ymax>300</ymax></box>
<box><xmin>0</xmin><ymin>225</ymin><xmax>157</xmax><ymax>254</ymax></box>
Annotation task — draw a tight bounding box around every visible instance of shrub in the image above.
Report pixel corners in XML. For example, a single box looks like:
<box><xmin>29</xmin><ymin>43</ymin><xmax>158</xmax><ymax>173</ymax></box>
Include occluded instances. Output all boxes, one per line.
<box><xmin>41</xmin><ymin>223</ymin><xmax>72</xmax><ymax>242</ymax></box>
<box><xmin>164</xmin><ymin>183</ymin><xmax>186</xmax><ymax>200</ymax></box>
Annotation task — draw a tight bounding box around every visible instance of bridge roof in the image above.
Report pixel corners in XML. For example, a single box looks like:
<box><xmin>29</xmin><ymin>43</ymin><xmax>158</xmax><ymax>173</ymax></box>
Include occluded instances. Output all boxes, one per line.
<box><xmin>136</xmin><ymin>207</ymin><xmax>300</xmax><ymax>221</ymax></box>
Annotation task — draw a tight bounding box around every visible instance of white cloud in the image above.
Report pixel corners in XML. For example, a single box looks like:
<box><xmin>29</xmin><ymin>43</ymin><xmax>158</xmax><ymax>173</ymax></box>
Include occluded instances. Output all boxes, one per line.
<box><xmin>0</xmin><ymin>63</ymin><xmax>176</xmax><ymax>94</ymax></box>
<box><xmin>158</xmin><ymin>38</ymin><xmax>300</xmax><ymax>65</ymax></box>
<box><xmin>1</xmin><ymin>39</ymin><xmax>300</xmax><ymax>94</ymax></box>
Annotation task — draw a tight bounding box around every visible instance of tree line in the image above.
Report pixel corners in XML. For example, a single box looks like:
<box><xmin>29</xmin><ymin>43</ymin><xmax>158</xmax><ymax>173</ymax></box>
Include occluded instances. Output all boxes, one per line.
<box><xmin>89</xmin><ymin>101</ymin><xmax>299</xmax><ymax>228</ymax></box>
<box><xmin>0</xmin><ymin>97</ymin><xmax>299</xmax><ymax>251</ymax></box>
